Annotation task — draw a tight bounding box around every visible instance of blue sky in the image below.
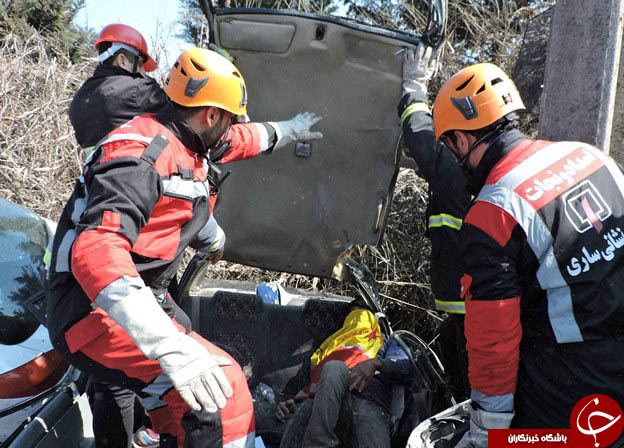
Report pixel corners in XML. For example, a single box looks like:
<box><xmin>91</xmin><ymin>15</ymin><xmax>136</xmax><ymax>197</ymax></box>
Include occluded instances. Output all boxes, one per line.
<box><xmin>73</xmin><ymin>0</ymin><xmax>193</xmax><ymax>76</ymax></box>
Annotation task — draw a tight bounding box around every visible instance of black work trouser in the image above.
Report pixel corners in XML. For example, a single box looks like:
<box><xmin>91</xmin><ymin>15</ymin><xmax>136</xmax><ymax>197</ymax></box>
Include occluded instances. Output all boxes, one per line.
<box><xmin>438</xmin><ymin>314</ymin><xmax>470</xmax><ymax>402</ymax></box>
<box><xmin>90</xmin><ymin>380</ymin><xmax>140</xmax><ymax>448</ymax></box>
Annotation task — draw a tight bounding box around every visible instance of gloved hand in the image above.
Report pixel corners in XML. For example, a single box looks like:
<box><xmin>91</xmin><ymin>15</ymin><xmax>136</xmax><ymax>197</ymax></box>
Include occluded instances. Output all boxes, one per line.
<box><xmin>203</xmin><ymin>247</ymin><xmax>224</xmax><ymax>264</ymax></box>
<box><xmin>270</xmin><ymin>112</ymin><xmax>323</xmax><ymax>150</ymax></box>
<box><xmin>193</xmin><ymin>214</ymin><xmax>225</xmax><ymax>264</ymax></box>
<box><xmin>402</xmin><ymin>43</ymin><xmax>439</xmax><ymax>98</ymax></box>
<box><xmin>157</xmin><ymin>334</ymin><xmax>233</xmax><ymax>412</ymax></box>
<box><xmin>455</xmin><ymin>403</ymin><xmax>514</xmax><ymax>448</ymax></box>
<box><xmin>104</xmin><ymin>285</ymin><xmax>234</xmax><ymax>412</ymax></box>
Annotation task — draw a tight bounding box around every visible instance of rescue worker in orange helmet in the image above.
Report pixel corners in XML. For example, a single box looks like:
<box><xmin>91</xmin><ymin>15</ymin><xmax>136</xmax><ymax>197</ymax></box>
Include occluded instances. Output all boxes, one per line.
<box><xmin>432</xmin><ymin>63</ymin><xmax>624</xmax><ymax>447</ymax></box>
<box><xmin>69</xmin><ymin>23</ymin><xmax>172</xmax><ymax>448</ymax></box>
<box><xmin>46</xmin><ymin>47</ymin><xmax>323</xmax><ymax>448</ymax></box>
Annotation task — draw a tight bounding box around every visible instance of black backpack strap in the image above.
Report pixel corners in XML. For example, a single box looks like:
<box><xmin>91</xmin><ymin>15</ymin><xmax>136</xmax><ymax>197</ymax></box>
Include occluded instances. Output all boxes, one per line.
<box><xmin>140</xmin><ymin>135</ymin><xmax>169</xmax><ymax>166</ymax></box>
<box><xmin>177</xmin><ymin>165</ymin><xmax>194</xmax><ymax>180</ymax></box>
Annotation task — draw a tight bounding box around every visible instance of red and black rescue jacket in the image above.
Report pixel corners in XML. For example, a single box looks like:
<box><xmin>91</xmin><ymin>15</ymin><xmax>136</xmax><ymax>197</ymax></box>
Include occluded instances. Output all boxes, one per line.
<box><xmin>46</xmin><ymin>106</ymin><xmax>277</xmax><ymax>349</ymax></box>
<box><xmin>460</xmin><ymin>129</ymin><xmax>624</xmax><ymax>427</ymax></box>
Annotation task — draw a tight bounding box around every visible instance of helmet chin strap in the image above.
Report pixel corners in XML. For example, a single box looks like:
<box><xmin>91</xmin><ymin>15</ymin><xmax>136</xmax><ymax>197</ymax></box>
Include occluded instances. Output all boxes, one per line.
<box><xmin>454</xmin><ymin>136</ymin><xmax>482</xmax><ymax>176</ymax></box>
<box><xmin>205</xmin><ymin>131</ymin><xmax>231</xmax><ymax>158</ymax></box>
<box><xmin>131</xmin><ymin>54</ymin><xmax>139</xmax><ymax>74</ymax></box>
<box><xmin>455</xmin><ymin>123</ymin><xmax>507</xmax><ymax>176</ymax></box>
<box><xmin>203</xmin><ymin>117</ymin><xmax>233</xmax><ymax>157</ymax></box>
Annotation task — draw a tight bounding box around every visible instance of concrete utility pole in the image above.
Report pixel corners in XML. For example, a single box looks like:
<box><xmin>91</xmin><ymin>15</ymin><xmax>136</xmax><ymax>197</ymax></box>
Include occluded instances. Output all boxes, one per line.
<box><xmin>538</xmin><ymin>0</ymin><xmax>624</xmax><ymax>158</ymax></box>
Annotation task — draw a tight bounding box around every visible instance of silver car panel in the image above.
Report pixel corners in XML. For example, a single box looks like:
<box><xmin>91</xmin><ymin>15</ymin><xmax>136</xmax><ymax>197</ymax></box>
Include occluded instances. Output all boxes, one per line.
<box><xmin>212</xmin><ymin>9</ymin><xmax>418</xmax><ymax>277</ymax></box>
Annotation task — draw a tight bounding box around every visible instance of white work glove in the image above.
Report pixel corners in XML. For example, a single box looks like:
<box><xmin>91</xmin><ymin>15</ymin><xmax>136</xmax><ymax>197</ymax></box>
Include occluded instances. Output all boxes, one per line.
<box><xmin>269</xmin><ymin>112</ymin><xmax>323</xmax><ymax>150</ymax></box>
<box><xmin>455</xmin><ymin>404</ymin><xmax>514</xmax><ymax>448</ymax></box>
<box><xmin>402</xmin><ymin>43</ymin><xmax>439</xmax><ymax>98</ymax></box>
<box><xmin>103</xmin><ymin>285</ymin><xmax>233</xmax><ymax>412</ymax></box>
<box><xmin>158</xmin><ymin>334</ymin><xmax>233</xmax><ymax>412</ymax></box>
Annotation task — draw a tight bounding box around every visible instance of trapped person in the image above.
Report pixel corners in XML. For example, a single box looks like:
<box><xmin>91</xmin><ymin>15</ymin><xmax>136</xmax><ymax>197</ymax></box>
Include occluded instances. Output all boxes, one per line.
<box><xmin>398</xmin><ymin>44</ymin><xmax>471</xmax><ymax>402</ymax></box>
<box><xmin>46</xmin><ymin>47</ymin><xmax>323</xmax><ymax>448</ymax></box>
<box><xmin>276</xmin><ymin>307</ymin><xmax>414</xmax><ymax>448</ymax></box>
<box><xmin>69</xmin><ymin>23</ymin><xmax>172</xmax><ymax>448</ymax></box>
<box><xmin>432</xmin><ymin>63</ymin><xmax>624</xmax><ymax>446</ymax></box>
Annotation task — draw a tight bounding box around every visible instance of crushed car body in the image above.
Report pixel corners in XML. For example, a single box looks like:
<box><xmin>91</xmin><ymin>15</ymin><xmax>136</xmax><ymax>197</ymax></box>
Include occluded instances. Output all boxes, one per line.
<box><xmin>0</xmin><ymin>0</ymin><xmax>459</xmax><ymax>446</ymax></box>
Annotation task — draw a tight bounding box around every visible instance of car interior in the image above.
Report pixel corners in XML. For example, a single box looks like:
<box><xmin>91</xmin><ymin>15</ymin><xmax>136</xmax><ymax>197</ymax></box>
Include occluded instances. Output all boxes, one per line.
<box><xmin>181</xmin><ymin>281</ymin><xmax>352</xmax><ymax>445</ymax></box>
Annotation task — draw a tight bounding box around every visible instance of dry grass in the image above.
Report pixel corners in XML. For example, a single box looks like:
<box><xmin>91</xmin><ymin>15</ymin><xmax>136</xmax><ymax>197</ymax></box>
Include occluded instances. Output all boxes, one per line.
<box><xmin>0</xmin><ymin>32</ymin><xmax>89</xmax><ymax>220</ymax></box>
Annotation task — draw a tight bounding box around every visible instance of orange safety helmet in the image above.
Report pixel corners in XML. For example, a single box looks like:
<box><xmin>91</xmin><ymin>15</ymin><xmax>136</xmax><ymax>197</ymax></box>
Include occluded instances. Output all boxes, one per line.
<box><xmin>95</xmin><ymin>24</ymin><xmax>157</xmax><ymax>72</ymax></box>
<box><xmin>164</xmin><ymin>48</ymin><xmax>248</xmax><ymax>115</ymax></box>
<box><xmin>432</xmin><ymin>63</ymin><xmax>525</xmax><ymax>140</ymax></box>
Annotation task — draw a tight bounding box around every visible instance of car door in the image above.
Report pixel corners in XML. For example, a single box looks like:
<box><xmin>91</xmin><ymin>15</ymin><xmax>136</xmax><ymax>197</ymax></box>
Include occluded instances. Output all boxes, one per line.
<box><xmin>206</xmin><ymin>7</ymin><xmax>425</xmax><ymax>278</ymax></box>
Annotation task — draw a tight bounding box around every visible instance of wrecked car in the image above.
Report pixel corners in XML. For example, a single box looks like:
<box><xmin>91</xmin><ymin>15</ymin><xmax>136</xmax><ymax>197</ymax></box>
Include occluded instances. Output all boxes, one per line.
<box><xmin>0</xmin><ymin>200</ymin><xmax>453</xmax><ymax>448</ymax></box>
<box><xmin>0</xmin><ymin>198</ymin><xmax>94</xmax><ymax>448</ymax></box>
<box><xmin>181</xmin><ymin>1</ymin><xmax>458</xmax><ymax>444</ymax></box>
<box><xmin>0</xmin><ymin>0</ymin><xmax>465</xmax><ymax>446</ymax></box>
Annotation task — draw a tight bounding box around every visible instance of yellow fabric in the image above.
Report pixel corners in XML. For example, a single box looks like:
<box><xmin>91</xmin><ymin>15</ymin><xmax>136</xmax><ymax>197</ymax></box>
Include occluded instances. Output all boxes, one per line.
<box><xmin>310</xmin><ymin>308</ymin><xmax>383</xmax><ymax>369</ymax></box>
<box><xmin>428</xmin><ymin>213</ymin><xmax>463</xmax><ymax>230</ymax></box>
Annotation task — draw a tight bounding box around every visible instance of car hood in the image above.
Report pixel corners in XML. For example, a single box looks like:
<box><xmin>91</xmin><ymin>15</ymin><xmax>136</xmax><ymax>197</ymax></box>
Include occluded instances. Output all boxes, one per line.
<box><xmin>211</xmin><ymin>9</ymin><xmax>418</xmax><ymax>278</ymax></box>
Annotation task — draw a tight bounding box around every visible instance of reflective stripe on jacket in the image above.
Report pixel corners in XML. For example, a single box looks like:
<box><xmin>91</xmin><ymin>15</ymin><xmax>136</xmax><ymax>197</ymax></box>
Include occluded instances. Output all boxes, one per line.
<box><xmin>398</xmin><ymin>92</ymin><xmax>471</xmax><ymax>313</ymax></box>
<box><xmin>48</xmin><ymin>109</ymin><xmax>275</xmax><ymax>341</ymax></box>
<box><xmin>460</xmin><ymin>131</ymin><xmax>624</xmax><ymax>421</ymax></box>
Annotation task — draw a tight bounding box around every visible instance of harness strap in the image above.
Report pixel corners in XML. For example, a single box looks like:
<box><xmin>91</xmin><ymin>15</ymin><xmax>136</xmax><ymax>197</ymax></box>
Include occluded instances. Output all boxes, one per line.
<box><xmin>140</xmin><ymin>135</ymin><xmax>169</xmax><ymax>166</ymax></box>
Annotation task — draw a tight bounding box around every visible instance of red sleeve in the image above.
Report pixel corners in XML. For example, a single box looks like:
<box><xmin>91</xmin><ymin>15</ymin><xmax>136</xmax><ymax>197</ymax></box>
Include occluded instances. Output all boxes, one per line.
<box><xmin>72</xmin><ymin>225</ymin><xmax>139</xmax><ymax>301</ymax></box>
<box><xmin>464</xmin><ymin>291</ymin><xmax>522</xmax><ymax>396</ymax></box>
<box><xmin>461</xmin><ymin>200</ymin><xmax>523</xmax><ymax>403</ymax></box>
<box><xmin>218</xmin><ymin>123</ymin><xmax>276</xmax><ymax>164</ymax></box>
